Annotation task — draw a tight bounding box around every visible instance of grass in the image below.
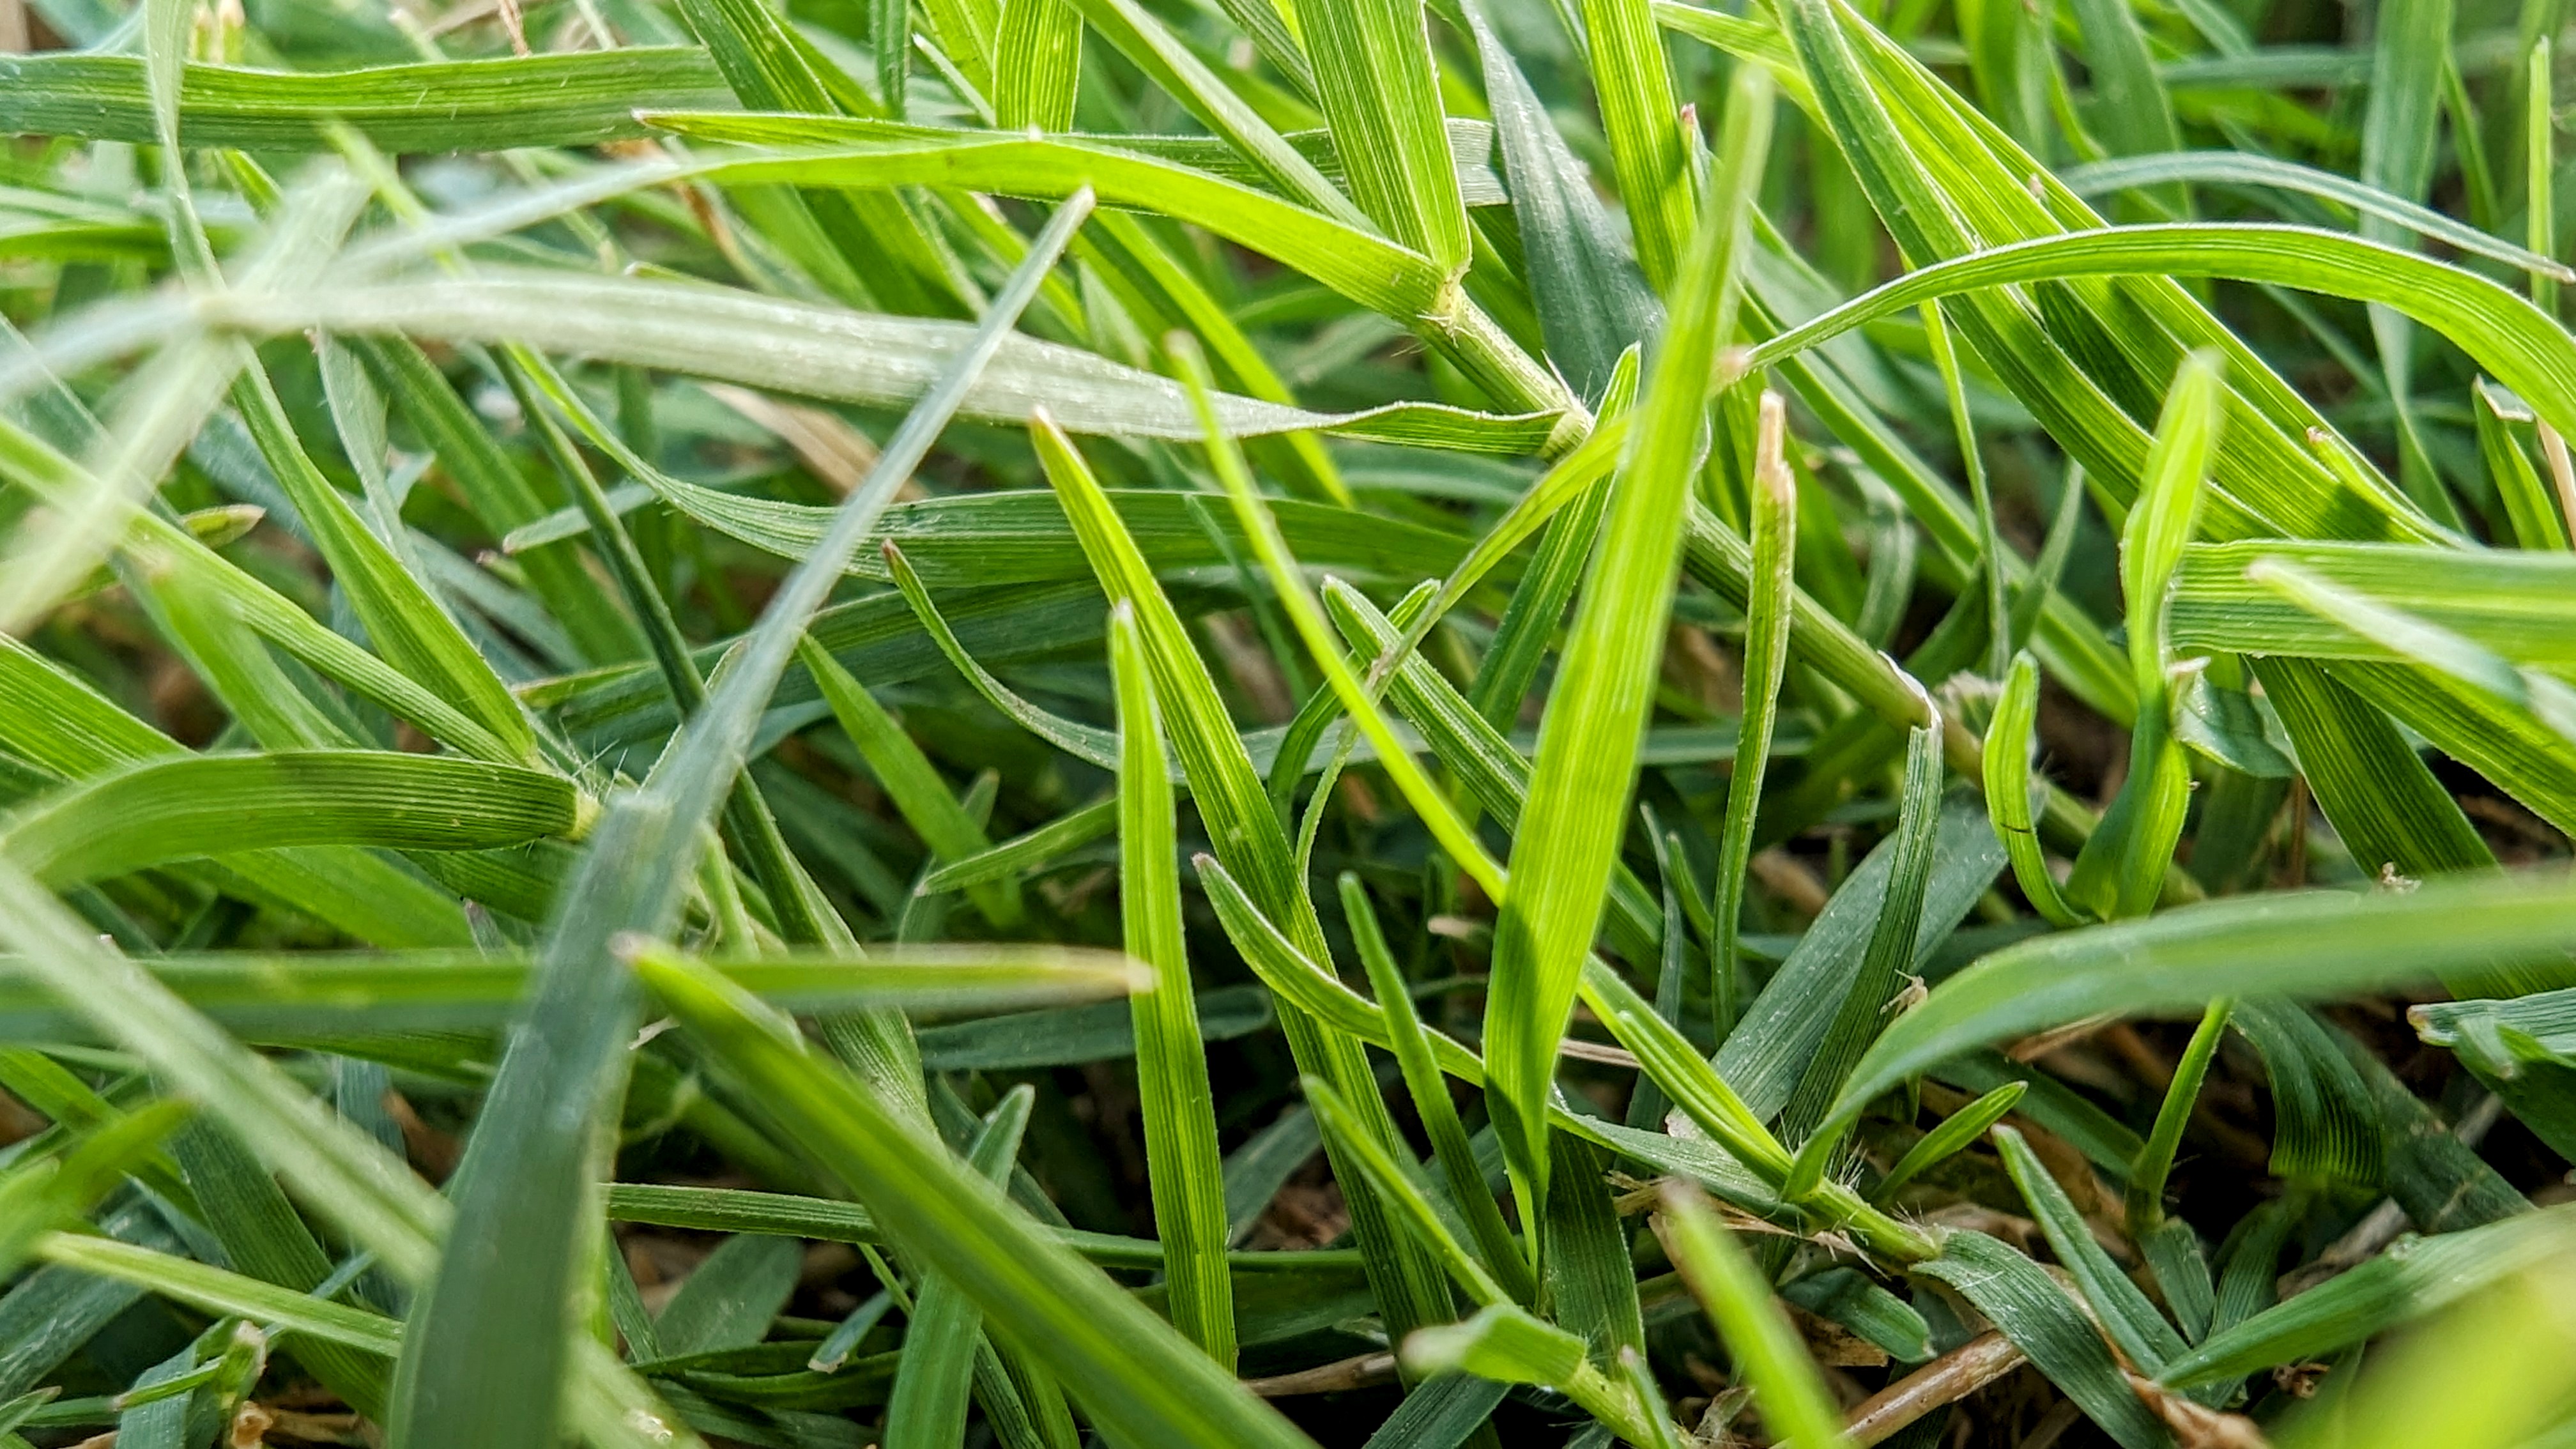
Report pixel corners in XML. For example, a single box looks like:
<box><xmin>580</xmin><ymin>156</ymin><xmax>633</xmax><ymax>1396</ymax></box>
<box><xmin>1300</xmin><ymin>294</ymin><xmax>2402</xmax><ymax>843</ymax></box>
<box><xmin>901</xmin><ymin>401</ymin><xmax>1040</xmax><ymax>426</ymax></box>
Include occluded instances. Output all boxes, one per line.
<box><xmin>2</xmin><ymin>0</ymin><xmax>2576</xmax><ymax>1439</ymax></box>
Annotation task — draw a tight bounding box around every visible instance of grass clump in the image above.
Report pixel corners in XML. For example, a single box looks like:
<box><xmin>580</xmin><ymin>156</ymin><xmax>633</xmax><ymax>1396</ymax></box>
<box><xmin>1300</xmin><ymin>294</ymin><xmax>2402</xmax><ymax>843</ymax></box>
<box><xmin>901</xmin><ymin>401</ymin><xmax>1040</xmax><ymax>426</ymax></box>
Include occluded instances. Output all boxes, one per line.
<box><xmin>3</xmin><ymin>0</ymin><xmax>2576</xmax><ymax>1441</ymax></box>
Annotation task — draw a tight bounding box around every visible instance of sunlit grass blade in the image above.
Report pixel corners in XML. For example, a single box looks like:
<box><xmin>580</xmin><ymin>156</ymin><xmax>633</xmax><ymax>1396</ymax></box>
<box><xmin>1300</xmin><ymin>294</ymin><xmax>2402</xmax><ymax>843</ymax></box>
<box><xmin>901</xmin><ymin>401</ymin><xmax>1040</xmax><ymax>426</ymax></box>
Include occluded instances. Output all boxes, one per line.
<box><xmin>1818</xmin><ymin>868</ymin><xmax>2576</xmax><ymax>1138</ymax></box>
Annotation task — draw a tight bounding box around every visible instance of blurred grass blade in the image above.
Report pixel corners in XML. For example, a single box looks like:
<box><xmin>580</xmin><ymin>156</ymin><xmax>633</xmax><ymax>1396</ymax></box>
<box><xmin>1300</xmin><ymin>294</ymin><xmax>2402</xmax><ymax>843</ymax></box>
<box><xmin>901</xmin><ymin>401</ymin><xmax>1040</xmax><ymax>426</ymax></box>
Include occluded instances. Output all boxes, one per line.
<box><xmin>885</xmin><ymin>1087</ymin><xmax>1033</xmax><ymax>1449</ymax></box>
<box><xmin>386</xmin><ymin>192</ymin><xmax>1096</xmax><ymax>1449</ymax></box>
<box><xmin>631</xmin><ymin>950</ymin><xmax>1321</xmax><ymax>1447</ymax></box>
<box><xmin>1109</xmin><ymin>602</ymin><xmax>1236</xmax><ymax>1365</ymax></box>
<box><xmin>2161</xmin><ymin>1204</ymin><xmax>2576</xmax><ymax>1390</ymax></box>
<box><xmin>0</xmin><ymin>752</ymin><xmax>575</xmax><ymax>889</ymax></box>
<box><xmin>1652</xmin><ymin>1181</ymin><xmax>1852</xmax><ymax>1449</ymax></box>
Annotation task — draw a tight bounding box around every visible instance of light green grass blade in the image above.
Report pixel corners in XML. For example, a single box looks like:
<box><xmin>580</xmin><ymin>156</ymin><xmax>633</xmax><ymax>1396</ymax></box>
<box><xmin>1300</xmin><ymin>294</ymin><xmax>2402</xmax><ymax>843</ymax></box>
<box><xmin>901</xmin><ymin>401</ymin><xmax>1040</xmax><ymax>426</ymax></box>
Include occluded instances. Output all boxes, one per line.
<box><xmin>0</xmin><ymin>50</ymin><xmax>733</xmax><ymax>150</ymax></box>
<box><xmin>1820</xmin><ymin>868</ymin><xmax>2576</xmax><ymax>1135</ymax></box>
<box><xmin>1287</xmin><ymin>0</ymin><xmax>1469</xmax><ymax>271</ymax></box>
<box><xmin>2066</xmin><ymin>350</ymin><xmax>2221</xmax><ymax>920</ymax></box>
<box><xmin>1983</xmin><ymin>652</ymin><xmax>2086</xmax><ymax>926</ymax></box>
<box><xmin>2163</xmin><ymin>1204</ymin><xmax>2576</xmax><ymax>1390</ymax></box>
<box><xmin>0</xmin><ymin>946</ymin><xmax>1144</xmax><ymax>1041</ymax></box>
<box><xmin>1869</xmin><ymin>1080</ymin><xmax>2024</xmax><ymax>1203</ymax></box>
<box><xmin>0</xmin><ymin>752</ymin><xmax>574</xmax><ymax>889</ymax></box>
<box><xmin>217</xmin><ymin>268</ymin><xmax>1552</xmax><ymax>455</ymax></box>
<box><xmin>2128</xmin><ymin>1000</ymin><xmax>2230</xmax><ymax>1234</ymax></box>
<box><xmin>630</xmin><ymin>950</ymin><xmax>1321</xmax><ymax>1448</ymax></box>
<box><xmin>1485</xmin><ymin>62</ymin><xmax>1772</xmax><ymax>1206</ymax></box>
<box><xmin>2059</xmin><ymin>152</ymin><xmax>2575</xmax><ymax>278</ymax></box>
<box><xmin>993</xmin><ymin>0</ymin><xmax>1080</xmax><ymax>129</ymax></box>
<box><xmin>1577</xmin><ymin>0</ymin><xmax>1694</xmax><ymax>289</ymax></box>
<box><xmin>1179</xmin><ymin>341</ymin><xmax>1505</xmax><ymax>900</ymax></box>
<box><xmin>1109</xmin><ymin>603</ymin><xmax>1236</xmax><ymax>1365</ymax></box>
<box><xmin>229</xmin><ymin>363</ymin><xmax>536</xmax><ymax>763</ymax></box>
<box><xmin>1400</xmin><ymin>1302</ymin><xmax>1660</xmax><ymax>1441</ymax></box>
<box><xmin>1653</xmin><ymin>1181</ymin><xmax>1852</xmax><ymax>1449</ymax></box>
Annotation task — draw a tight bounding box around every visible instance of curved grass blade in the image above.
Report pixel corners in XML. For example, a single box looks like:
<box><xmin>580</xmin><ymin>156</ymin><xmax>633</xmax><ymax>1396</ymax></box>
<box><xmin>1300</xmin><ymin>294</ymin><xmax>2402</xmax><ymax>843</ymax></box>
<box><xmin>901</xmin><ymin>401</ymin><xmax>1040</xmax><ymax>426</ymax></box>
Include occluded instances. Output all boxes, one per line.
<box><xmin>1984</xmin><ymin>653</ymin><xmax>2085</xmax><ymax>926</ymax></box>
<box><xmin>1819</xmin><ymin>869</ymin><xmax>2576</xmax><ymax>1137</ymax></box>
<box><xmin>0</xmin><ymin>752</ymin><xmax>574</xmax><ymax>890</ymax></box>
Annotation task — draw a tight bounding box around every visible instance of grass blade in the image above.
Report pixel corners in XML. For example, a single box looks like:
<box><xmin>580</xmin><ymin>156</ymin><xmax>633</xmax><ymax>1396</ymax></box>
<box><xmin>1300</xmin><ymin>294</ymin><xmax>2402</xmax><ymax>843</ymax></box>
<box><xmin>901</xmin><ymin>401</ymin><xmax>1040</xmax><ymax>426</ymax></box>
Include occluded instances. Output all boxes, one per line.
<box><xmin>1109</xmin><ymin>602</ymin><xmax>1236</xmax><ymax>1365</ymax></box>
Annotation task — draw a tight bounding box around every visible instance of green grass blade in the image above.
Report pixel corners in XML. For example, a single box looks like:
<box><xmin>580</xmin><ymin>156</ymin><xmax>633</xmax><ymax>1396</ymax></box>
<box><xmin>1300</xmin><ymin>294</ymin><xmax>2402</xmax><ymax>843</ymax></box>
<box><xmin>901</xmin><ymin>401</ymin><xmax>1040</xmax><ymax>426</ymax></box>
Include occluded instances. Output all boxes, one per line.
<box><xmin>1915</xmin><ymin>1231</ymin><xmax>2171</xmax><ymax>1449</ymax></box>
<box><xmin>801</xmin><ymin>636</ymin><xmax>1023</xmax><ymax>928</ymax></box>
<box><xmin>385</xmin><ymin>192</ymin><xmax>1096</xmax><ymax>1449</ymax></box>
<box><xmin>1470</xmin><ymin>13</ymin><xmax>1657</xmax><ymax>400</ymax></box>
<box><xmin>1870</xmin><ymin>1080</ymin><xmax>2024</xmax><ymax>1204</ymax></box>
<box><xmin>1710</xmin><ymin>394</ymin><xmax>1797</xmax><ymax>1034</ymax></box>
<box><xmin>1110</xmin><ymin>603</ymin><xmax>1236</xmax><ymax>1365</ymax></box>
<box><xmin>0</xmin><ymin>751</ymin><xmax>574</xmax><ymax>889</ymax></box>
<box><xmin>1486</xmin><ymin>61</ymin><xmax>1772</xmax><ymax>1206</ymax></box>
<box><xmin>1653</xmin><ymin>1181</ymin><xmax>1853</xmax><ymax>1449</ymax></box>
<box><xmin>1287</xmin><ymin>0</ymin><xmax>1469</xmax><ymax>272</ymax></box>
<box><xmin>2128</xmin><ymin>1000</ymin><xmax>2230</xmax><ymax>1234</ymax></box>
<box><xmin>1984</xmin><ymin>653</ymin><xmax>2086</xmax><ymax>926</ymax></box>
<box><xmin>885</xmin><ymin>1088</ymin><xmax>1034</xmax><ymax>1449</ymax></box>
<box><xmin>631</xmin><ymin>950</ymin><xmax>1321</xmax><ymax>1448</ymax></box>
<box><xmin>1032</xmin><ymin>413</ymin><xmax>1460</xmax><ymax>1342</ymax></box>
<box><xmin>1820</xmin><ymin>868</ymin><xmax>2576</xmax><ymax>1135</ymax></box>
<box><xmin>1342</xmin><ymin>875</ymin><xmax>1533</xmax><ymax>1302</ymax></box>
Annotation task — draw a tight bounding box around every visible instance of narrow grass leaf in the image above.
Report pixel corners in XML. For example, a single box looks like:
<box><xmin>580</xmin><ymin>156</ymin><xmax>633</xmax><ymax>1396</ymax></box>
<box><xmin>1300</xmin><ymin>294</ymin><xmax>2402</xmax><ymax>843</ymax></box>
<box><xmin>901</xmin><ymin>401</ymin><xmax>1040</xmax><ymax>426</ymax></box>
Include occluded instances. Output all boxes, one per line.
<box><xmin>1109</xmin><ymin>603</ymin><xmax>1236</xmax><ymax>1364</ymax></box>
